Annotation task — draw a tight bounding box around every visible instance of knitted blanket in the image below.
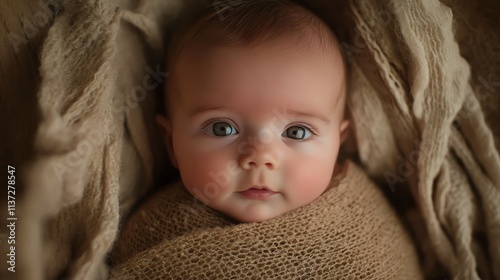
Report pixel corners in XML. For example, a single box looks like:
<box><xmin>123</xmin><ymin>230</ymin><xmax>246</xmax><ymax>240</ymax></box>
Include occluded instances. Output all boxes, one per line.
<box><xmin>10</xmin><ymin>0</ymin><xmax>499</xmax><ymax>279</ymax></box>
<box><xmin>109</xmin><ymin>161</ymin><xmax>423</xmax><ymax>279</ymax></box>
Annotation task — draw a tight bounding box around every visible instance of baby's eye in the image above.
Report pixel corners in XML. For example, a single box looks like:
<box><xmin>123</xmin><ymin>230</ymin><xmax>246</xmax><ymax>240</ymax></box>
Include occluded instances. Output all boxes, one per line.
<box><xmin>205</xmin><ymin>121</ymin><xmax>238</xmax><ymax>137</ymax></box>
<box><xmin>282</xmin><ymin>126</ymin><xmax>312</xmax><ymax>140</ymax></box>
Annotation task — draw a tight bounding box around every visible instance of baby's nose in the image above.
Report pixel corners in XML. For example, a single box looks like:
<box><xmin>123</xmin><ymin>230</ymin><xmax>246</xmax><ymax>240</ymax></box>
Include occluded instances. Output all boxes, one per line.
<box><xmin>239</xmin><ymin>146</ymin><xmax>278</xmax><ymax>170</ymax></box>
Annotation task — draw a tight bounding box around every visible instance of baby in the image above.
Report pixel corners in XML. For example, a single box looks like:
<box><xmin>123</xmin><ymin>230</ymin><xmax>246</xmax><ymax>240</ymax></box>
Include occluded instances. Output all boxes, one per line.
<box><xmin>110</xmin><ymin>2</ymin><xmax>424</xmax><ymax>277</ymax></box>
<box><xmin>156</xmin><ymin>0</ymin><xmax>350</xmax><ymax>223</ymax></box>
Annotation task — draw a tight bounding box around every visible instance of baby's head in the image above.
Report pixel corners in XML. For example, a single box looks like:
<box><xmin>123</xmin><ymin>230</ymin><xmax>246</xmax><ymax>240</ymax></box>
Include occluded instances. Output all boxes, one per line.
<box><xmin>158</xmin><ymin>0</ymin><xmax>349</xmax><ymax>222</ymax></box>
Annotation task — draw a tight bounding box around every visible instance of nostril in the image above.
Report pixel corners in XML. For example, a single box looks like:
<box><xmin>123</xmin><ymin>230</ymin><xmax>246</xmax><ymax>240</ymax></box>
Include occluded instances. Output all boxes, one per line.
<box><xmin>242</xmin><ymin>161</ymin><xmax>257</xmax><ymax>169</ymax></box>
<box><xmin>240</xmin><ymin>155</ymin><xmax>276</xmax><ymax>169</ymax></box>
<box><xmin>264</xmin><ymin>162</ymin><xmax>276</xmax><ymax>170</ymax></box>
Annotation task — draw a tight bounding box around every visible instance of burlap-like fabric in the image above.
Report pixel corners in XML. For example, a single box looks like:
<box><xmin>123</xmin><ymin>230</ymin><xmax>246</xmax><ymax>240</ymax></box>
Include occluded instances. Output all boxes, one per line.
<box><xmin>109</xmin><ymin>161</ymin><xmax>423</xmax><ymax>279</ymax></box>
<box><xmin>345</xmin><ymin>1</ymin><xmax>500</xmax><ymax>279</ymax></box>
<box><xmin>8</xmin><ymin>0</ymin><xmax>499</xmax><ymax>279</ymax></box>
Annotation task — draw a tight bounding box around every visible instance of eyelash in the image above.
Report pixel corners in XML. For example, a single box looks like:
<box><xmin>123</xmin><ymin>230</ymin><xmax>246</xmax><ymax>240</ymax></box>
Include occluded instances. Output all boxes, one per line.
<box><xmin>199</xmin><ymin>117</ymin><xmax>237</xmax><ymax>131</ymax></box>
<box><xmin>200</xmin><ymin>118</ymin><xmax>319</xmax><ymax>136</ymax></box>
<box><xmin>287</xmin><ymin>121</ymin><xmax>318</xmax><ymax>136</ymax></box>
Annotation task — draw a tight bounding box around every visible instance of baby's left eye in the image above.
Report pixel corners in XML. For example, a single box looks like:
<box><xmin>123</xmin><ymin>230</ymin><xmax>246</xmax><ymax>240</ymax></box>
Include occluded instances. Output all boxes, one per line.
<box><xmin>282</xmin><ymin>126</ymin><xmax>312</xmax><ymax>140</ymax></box>
<box><xmin>205</xmin><ymin>121</ymin><xmax>238</xmax><ymax>137</ymax></box>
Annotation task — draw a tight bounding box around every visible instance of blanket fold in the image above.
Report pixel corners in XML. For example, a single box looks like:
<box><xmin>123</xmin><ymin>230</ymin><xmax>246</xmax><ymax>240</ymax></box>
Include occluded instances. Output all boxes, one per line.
<box><xmin>109</xmin><ymin>161</ymin><xmax>423</xmax><ymax>279</ymax></box>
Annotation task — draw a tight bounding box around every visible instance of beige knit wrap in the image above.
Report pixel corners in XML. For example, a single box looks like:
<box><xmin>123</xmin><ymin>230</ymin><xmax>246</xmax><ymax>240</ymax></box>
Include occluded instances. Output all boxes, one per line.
<box><xmin>7</xmin><ymin>0</ymin><xmax>499</xmax><ymax>279</ymax></box>
<box><xmin>109</xmin><ymin>161</ymin><xmax>423</xmax><ymax>279</ymax></box>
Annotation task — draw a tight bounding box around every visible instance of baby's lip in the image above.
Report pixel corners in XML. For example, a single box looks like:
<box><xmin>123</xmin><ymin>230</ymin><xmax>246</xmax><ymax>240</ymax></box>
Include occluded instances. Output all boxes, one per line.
<box><xmin>237</xmin><ymin>186</ymin><xmax>278</xmax><ymax>200</ymax></box>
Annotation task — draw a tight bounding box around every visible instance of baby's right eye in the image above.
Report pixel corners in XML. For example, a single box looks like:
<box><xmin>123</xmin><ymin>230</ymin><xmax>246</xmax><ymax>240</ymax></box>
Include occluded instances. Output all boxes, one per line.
<box><xmin>205</xmin><ymin>121</ymin><xmax>239</xmax><ymax>137</ymax></box>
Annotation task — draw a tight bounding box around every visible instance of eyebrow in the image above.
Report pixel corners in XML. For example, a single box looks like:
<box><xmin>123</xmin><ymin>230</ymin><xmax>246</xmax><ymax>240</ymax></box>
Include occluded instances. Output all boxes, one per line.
<box><xmin>189</xmin><ymin>106</ymin><xmax>225</xmax><ymax>117</ymax></box>
<box><xmin>189</xmin><ymin>106</ymin><xmax>330</xmax><ymax>123</ymax></box>
<box><xmin>287</xmin><ymin>109</ymin><xmax>330</xmax><ymax>124</ymax></box>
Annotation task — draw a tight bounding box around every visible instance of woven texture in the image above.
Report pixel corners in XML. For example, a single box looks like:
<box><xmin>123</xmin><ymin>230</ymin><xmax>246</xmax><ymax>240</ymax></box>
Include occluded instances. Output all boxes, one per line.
<box><xmin>109</xmin><ymin>161</ymin><xmax>423</xmax><ymax>279</ymax></box>
<box><xmin>8</xmin><ymin>0</ymin><xmax>499</xmax><ymax>279</ymax></box>
<box><xmin>345</xmin><ymin>1</ymin><xmax>500</xmax><ymax>279</ymax></box>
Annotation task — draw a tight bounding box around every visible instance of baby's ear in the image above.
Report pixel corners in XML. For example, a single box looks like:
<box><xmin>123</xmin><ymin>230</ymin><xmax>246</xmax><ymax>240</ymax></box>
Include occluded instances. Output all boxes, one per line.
<box><xmin>339</xmin><ymin>119</ymin><xmax>350</xmax><ymax>144</ymax></box>
<box><xmin>156</xmin><ymin>115</ymin><xmax>178</xmax><ymax>168</ymax></box>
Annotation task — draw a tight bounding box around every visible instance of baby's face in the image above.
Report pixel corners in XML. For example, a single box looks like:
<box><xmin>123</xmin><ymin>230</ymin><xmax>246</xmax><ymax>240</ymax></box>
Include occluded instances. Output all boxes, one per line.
<box><xmin>161</xmin><ymin>42</ymin><xmax>348</xmax><ymax>222</ymax></box>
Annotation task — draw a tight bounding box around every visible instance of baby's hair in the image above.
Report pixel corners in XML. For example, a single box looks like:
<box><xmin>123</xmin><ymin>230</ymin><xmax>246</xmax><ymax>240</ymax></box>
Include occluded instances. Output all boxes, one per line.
<box><xmin>167</xmin><ymin>0</ymin><xmax>339</xmax><ymax>66</ymax></box>
<box><xmin>164</xmin><ymin>0</ymin><xmax>343</xmax><ymax>116</ymax></box>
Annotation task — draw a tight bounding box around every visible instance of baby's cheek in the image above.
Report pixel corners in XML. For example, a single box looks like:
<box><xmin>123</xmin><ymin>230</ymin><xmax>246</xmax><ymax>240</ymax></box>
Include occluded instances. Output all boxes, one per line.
<box><xmin>179</xmin><ymin>150</ymin><xmax>232</xmax><ymax>194</ymax></box>
<box><xmin>288</xmin><ymin>156</ymin><xmax>334</xmax><ymax>203</ymax></box>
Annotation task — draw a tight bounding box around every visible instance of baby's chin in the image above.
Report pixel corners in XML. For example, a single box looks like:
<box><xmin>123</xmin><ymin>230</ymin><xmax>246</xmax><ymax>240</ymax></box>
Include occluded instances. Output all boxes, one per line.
<box><xmin>221</xmin><ymin>204</ymin><xmax>287</xmax><ymax>223</ymax></box>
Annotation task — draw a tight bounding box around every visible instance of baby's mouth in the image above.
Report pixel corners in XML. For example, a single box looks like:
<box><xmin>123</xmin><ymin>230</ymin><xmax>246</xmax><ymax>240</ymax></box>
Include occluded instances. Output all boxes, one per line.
<box><xmin>237</xmin><ymin>187</ymin><xmax>277</xmax><ymax>200</ymax></box>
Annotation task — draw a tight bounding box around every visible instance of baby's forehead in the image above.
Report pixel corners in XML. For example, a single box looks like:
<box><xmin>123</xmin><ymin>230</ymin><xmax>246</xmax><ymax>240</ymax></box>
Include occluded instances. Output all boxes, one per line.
<box><xmin>166</xmin><ymin>0</ymin><xmax>343</xmax><ymax>73</ymax></box>
<box><xmin>165</xmin><ymin>1</ymin><xmax>346</xmax><ymax>114</ymax></box>
<box><xmin>173</xmin><ymin>43</ymin><xmax>345</xmax><ymax>111</ymax></box>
